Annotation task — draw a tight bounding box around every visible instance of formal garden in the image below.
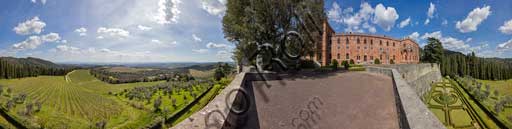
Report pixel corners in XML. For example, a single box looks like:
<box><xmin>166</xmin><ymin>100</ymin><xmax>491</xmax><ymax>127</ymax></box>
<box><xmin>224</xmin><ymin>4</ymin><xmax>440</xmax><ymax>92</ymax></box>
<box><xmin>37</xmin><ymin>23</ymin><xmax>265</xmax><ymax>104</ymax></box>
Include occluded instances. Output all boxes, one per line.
<box><xmin>424</xmin><ymin>78</ymin><xmax>490</xmax><ymax>128</ymax></box>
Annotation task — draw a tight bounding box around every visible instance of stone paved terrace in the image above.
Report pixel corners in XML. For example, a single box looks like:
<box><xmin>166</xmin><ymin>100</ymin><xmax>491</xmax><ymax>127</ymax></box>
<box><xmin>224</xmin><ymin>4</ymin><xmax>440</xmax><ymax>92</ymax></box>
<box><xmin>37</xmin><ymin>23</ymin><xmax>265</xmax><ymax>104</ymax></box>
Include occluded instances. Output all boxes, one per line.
<box><xmin>246</xmin><ymin>72</ymin><xmax>399</xmax><ymax>129</ymax></box>
<box><xmin>172</xmin><ymin>65</ymin><xmax>445</xmax><ymax>129</ymax></box>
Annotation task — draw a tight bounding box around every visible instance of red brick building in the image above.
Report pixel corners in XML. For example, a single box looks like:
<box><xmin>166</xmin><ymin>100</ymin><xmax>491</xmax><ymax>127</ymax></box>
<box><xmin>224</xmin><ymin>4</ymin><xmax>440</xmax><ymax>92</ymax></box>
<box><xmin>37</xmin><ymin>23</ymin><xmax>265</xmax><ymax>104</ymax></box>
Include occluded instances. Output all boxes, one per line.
<box><xmin>313</xmin><ymin>21</ymin><xmax>420</xmax><ymax>66</ymax></box>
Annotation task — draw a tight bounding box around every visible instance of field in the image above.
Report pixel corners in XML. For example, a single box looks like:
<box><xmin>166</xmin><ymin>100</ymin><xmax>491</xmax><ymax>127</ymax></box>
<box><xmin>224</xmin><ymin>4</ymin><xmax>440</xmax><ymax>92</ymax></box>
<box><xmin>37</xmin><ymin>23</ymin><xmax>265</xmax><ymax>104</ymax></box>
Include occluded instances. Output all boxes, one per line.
<box><xmin>107</xmin><ymin>67</ymin><xmax>155</xmax><ymax>73</ymax></box>
<box><xmin>473</xmin><ymin>78</ymin><xmax>512</xmax><ymax>127</ymax></box>
<box><xmin>188</xmin><ymin>69</ymin><xmax>215</xmax><ymax>78</ymax></box>
<box><xmin>0</xmin><ymin>69</ymin><xmax>225</xmax><ymax>128</ymax></box>
<box><xmin>425</xmin><ymin>78</ymin><xmax>500</xmax><ymax>129</ymax></box>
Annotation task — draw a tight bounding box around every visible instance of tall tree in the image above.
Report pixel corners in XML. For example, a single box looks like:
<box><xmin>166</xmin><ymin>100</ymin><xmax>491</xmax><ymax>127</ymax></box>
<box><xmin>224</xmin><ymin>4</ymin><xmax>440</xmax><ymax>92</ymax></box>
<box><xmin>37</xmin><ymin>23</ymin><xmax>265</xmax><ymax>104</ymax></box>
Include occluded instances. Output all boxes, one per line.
<box><xmin>223</xmin><ymin>0</ymin><xmax>326</xmax><ymax>70</ymax></box>
<box><xmin>422</xmin><ymin>37</ymin><xmax>444</xmax><ymax>64</ymax></box>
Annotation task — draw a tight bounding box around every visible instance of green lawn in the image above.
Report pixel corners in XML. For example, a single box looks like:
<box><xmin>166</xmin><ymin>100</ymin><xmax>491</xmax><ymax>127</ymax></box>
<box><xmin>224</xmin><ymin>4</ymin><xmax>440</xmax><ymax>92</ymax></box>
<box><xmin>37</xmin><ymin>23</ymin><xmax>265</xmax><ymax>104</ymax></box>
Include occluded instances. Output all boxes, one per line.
<box><xmin>0</xmin><ymin>69</ymin><xmax>226</xmax><ymax>128</ymax></box>
<box><xmin>453</xmin><ymin>77</ymin><xmax>502</xmax><ymax>129</ymax></box>
<box><xmin>425</xmin><ymin>78</ymin><xmax>496</xmax><ymax>129</ymax></box>
<box><xmin>474</xmin><ymin>79</ymin><xmax>512</xmax><ymax>127</ymax></box>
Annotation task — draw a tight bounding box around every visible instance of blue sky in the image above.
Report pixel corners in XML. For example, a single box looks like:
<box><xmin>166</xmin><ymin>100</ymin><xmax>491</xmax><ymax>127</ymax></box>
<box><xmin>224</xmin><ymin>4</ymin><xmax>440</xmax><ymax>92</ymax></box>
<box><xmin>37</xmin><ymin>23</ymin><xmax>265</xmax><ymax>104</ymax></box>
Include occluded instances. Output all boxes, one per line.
<box><xmin>325</xmin><ymin>0</ymin><xmax>512</xmax><ymax>58</ymax></box>
<box><xmin>0</xmin><ymin>0</ymin><xmax>512</xmax><ymax>63</ymax></box>
<box><xmin>0</xmin><ymin>0</ymin><xmax>231</xmax><ymax>63</ymax></box>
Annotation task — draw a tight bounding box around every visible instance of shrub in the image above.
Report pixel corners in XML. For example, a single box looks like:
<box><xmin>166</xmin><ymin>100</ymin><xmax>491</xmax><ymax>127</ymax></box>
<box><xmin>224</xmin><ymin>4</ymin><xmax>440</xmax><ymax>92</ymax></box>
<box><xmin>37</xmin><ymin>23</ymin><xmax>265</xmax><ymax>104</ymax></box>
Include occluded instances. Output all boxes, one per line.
<box><xmin>331</xmin><ymin>59</ymin><xmax>338</xmax><ymax>70</ymax></box>
<box><xmin>299</xmin><ymin>59</ymin><xmax>317</xmax><ymax>69</ymax></box>
<box><xmin>374</xmin><ymin>58</ymin><xmax>381</xmax><ymax>64</ymax></box>
<box><xmin>349</xmin><ymin>59</ymin><xmax>355</xmax><ymax>64</ymax></box>
<box><xmin>341</xmin><ymin>60</ymin><xmax>349</xmax><ymax>70</ymax></box>
<box><xmin>348</xmin><ymin>67</ymin><xmax>366</xmax><ymax>71</ymax></box>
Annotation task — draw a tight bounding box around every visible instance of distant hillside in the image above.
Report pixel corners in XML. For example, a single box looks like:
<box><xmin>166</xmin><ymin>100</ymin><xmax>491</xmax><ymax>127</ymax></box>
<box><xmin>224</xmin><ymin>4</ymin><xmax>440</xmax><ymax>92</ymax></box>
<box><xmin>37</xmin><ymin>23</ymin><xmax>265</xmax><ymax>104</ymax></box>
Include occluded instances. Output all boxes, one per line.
<box><xmin>0</xmin><ymin>57</ymin><xmax>74</xmax><ymax>79</ymax></box>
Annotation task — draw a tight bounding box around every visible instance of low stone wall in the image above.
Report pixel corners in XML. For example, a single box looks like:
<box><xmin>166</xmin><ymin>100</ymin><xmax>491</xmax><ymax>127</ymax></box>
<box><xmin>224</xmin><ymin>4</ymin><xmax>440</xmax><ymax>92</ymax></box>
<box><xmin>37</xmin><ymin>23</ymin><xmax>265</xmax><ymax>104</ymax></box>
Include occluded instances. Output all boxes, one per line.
<box><xmin>171</xmin><ymin>71</ymin><xmax>249</xmax><ymax>129</ymax></box>
<box><xmin>366</xmin><ymin>66</ymin><xmax>445</xmax><ymax>129</ymax></box>
<box><xmin>367</xmin><ymin>63</ymin><xmax>442</xmax><ymax>97</ymax></box>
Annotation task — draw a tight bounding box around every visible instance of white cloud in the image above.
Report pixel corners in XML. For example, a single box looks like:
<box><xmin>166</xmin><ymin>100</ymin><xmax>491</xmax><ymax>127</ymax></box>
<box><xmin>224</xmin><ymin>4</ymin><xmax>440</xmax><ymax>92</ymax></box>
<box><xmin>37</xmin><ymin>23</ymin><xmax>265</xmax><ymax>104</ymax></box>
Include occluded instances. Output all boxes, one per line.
<box><xmin>499</xmin><ymin>19</ymin><xmax>512</xmax><ymax>34</ymax></box>
<box><xmin>97</xmin><ymin>27</ymin><xmax>130</xmax><ymax>39</ymax></box>
<box><xmin>192</xmin><ymin>49</ymin><xmax>208</xmax><ymax>54</ymax></box>
<box><xmin>206</xmin><ymin>42</ymin><xmax>231</xmax><ymax>49</ymax></box>
<box><xmin>12</xmin><ymin>36</ymin><xmax>42</xmax><ymax>50</ymax></box>
<box><xmin>421</xmin><ymin>31</ymin><xmax>485</xmax><ymax>54</ymax></box>
<box><xmin>424</xmin><ymin>19</ymin><xmax>430</xmax><ymax>25</ymax></box>
<box><xmin>442</xmin><ymin>19</ymin><xmax>448</xmax><ymax>25</ymax></box>
<box><xmin>362</xmin><ymin>22</ymin><xmax>376</xmax><ymax>33</ymax></box>
<box><xmin>192</xmin><ymin>34</ymin><xmax>202</xmax><ymax>42</ymax></box>
<box><xmin>408</xmin><ymin>32</ymin><xmax>419</xmax><ymax>41</ymax></box>
<box><xmin>56</xmin><ymin>45</ymin><xmax>80</xmax><ymax>53</ymax></box>
<box><xmin>151</xmin><ymin>39</ymin><xmax>162</xmax><ymax>44</ymax></box>
<box><xmin>373</xmin><ymin>4</ymin><xmax>399</xmax><ymax>31</ymax></box>
<box><xmin>12</xmin><ymin>33</ymin><xmax>61</xmax><ymax>50</ymax></box>
<box><xmin>60</xmin><ymin>40</ymin><xmax>68</xmax><ymax>44</ymax></box>
<box><xmin>74</xmin><ymin>27</ymin><xmax>87</xmax><ymax>36</ymax></box>
<box><xmin>456</xmin><ymin>5</ymin><xmax>491</xmax><ymax>33</ymax></box>
<box><xmin>427</xmin><ymin>2</ymin><xmax>435</xmax><ymax>18</ymax></box>
<box><xmin>154</xmin><ymin>0</ymin><xmax>181</xmax><ymax>24</ymax></box>
<box><xmin>137</xmin><ymin>25</ymin><xmax>152</xmax><ymax>31</ymax></box>
<box><xmin>13</xmin><ymin>16</ymin><xmax>46</xmax><ymax>35</ymax></box>
<box><xmin>216</xmin><ymin>50</ymin><xmax>232</xmax><ymax>60</ymax></box>
<box><xmin>498</xmin><ymin>39</ymin><xmax>512</xmax><ymax>51</ymax></box>
<box><xmin>399</xmin><ymin>17</ymin><xmax>411</xmax><ymax>28</ymax></box>
<box><xmin>201</xmin><ymin>0</ymin><xmax>226</xmax><ymax>17</ymax></box>
<box><xmin>31</xmin><ymin>0</ymin><xmax>46</xmax><ymax>5</ymax></box>
<box><xmin>441</xmin><ymin>37</ymin><xmax>470</xmax><ymax>51</ymax></box>
<box><xmin>421</xmin><ymin>31</ymin><xmax>442</xmax><ymax>39</ymax></box>
<box><xmin>327</xmin><ymin>2</ymin><xmax>342</xmax><ymax>23</ymax></box>
<box><xmin>328</xmin><ymin>2</ymin><xmax>385</xmax><ymax>32</ymax></box>
<box><xmin>41</xmin><ymin>32</ymin><xmax>61</xmax><ymax>42</ymax></box>
<box><xmin>466</xmin><ymin>38</ymin><xmax>472</xmax><ymax>42</ymax></box>
<box><xmin>152</xmin><ymin>39</ymin><xmax>177</xmax><ymax>47</ymax></box>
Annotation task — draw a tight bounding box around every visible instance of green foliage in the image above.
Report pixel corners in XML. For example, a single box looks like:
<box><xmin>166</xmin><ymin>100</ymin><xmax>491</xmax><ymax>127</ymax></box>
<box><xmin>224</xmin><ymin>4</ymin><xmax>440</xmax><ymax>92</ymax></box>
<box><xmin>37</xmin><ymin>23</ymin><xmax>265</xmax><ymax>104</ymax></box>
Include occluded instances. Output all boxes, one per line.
<box><xmin>0</xmin><ymin>57</ymin><xmax>74</xmax><ymax>79</ymax></box>
<box><xmin>440</xmin><ymin>50</ymin><xmax>512</xmax><ymax>80</ymax></box>
<box><xmin>341</xmin><ymin>60</ymin><xmax>349</xmax><ymax>70</ymax></box>
<box><xmin>348</xmin><ymin>67</ymin><xmax>366</xmax><ymax>71</ymax></box>
<box><xmin>422</xmin><ymin>37</ymin><xmax>444</xmax><ymax>64</ymax></box>
<box><xmin>349</xmin><ymin>59</ymin><xmax>355</xmax><ymax>64</ymax></box>
<box><xmin>374</xmin><ymin>58</ymin><xmax>381</xmax><ymax>64</ymax></box>
<box><xmin>223</xmin><ymin>0</ymin><xmax>326</xmax><ymax>69</ymax></box>
<box><xmin>299</xmin><ymin>59</ymin><xmax>317</xmax><ymax>69</ymax></box>
<box><xmin>331</xmin><ymin>59</ymin><xmax>338</xmax><ymax>70</ymax></box>
<box><xmin>214</xmin><ymin>62</ymin><xmax>233</xmax><ymax>81</ymax></box>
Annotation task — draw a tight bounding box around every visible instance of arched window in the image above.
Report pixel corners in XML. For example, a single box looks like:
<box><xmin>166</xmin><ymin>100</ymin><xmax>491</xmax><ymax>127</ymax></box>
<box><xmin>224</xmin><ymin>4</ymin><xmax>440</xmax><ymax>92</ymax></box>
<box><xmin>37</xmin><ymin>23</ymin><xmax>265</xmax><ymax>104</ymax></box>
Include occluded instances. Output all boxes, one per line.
<box><xmin>346</xmin><ymin>38</ymin><xmax>349</xmax><ymax>44</ymax></box>
<box><xmin>386</xmin><ymin>41</ymin><xmax>389</xmax><ymax>46</ymax></box>
<box><xmin>337</xmin><ymin>38</ymin><xmax>340</xmax><ymax>44</ymax></box>
<box><xmin>337</xmin><ymin>53</ymin><xmax>340</xmax><ymax>59</ymax></box>
<box><xmin>346</xmin><ymin>53</ymin><xmax>349</xmax><ymax>59</ymax></box>
<box><xmin>357</xmin><ymin>38</ymin><xmax>360</xmax><ymax>44</ymax></box>
<box><xmin>380</xmin><ymin>40</ymin><xmax>382</xmax><ymax>45</ymax></box>
<box><xmin>364</xmin><ymin>55</ymin><xmax>367</xmax><ymax>61</ymax></box>
<box><xmin>364</xmin><ymin>39</ymin><xmax>367</xmax><ymax>44</ymax></box>
<box><xmin>370</xmin><ymin>39</ymin><xmax>373</xmax><ymax>45</ymax></box>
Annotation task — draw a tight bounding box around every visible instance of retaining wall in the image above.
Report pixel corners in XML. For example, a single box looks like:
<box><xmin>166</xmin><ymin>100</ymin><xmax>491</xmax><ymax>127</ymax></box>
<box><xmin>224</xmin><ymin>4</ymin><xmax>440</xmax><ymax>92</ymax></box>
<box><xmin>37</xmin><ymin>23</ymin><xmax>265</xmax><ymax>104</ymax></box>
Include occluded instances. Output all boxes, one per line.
<box><xmin>366</xmin><ymin>65</ymin><xmax>445</xmax><ymax>129</ymax></box>
<box><xmin>367</xmin><ymin>63</ymin><xmax>442</xmax><ymax>97</ymax></box>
